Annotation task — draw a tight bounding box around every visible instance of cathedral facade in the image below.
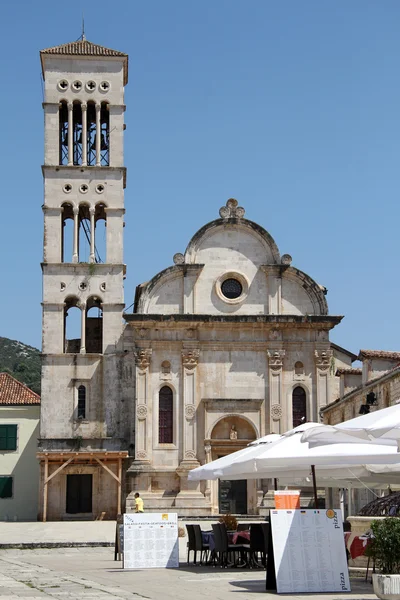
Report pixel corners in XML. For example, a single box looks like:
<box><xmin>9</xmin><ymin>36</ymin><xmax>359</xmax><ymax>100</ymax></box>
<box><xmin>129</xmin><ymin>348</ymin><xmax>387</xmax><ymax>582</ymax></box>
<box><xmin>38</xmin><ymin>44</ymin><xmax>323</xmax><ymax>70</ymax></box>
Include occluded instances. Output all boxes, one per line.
<box><xmin>38</xmin><ymin>38</ymin><xmax>350</xmax><ymax>519</ymax></box>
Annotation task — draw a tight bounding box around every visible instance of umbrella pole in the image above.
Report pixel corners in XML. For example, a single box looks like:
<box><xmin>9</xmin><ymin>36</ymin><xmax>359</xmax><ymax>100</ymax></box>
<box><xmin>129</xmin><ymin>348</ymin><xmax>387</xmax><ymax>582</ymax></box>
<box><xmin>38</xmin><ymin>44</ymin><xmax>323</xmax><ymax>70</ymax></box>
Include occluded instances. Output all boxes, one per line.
<box><xmin>274</xmin><ymin>478</ymin><xmax>278</xmax><ymax>491</ymax></box>
<box><xmin>311</xmin><ymin>465</ymin><xmax>318</xmax><ymax>508</ymax></box>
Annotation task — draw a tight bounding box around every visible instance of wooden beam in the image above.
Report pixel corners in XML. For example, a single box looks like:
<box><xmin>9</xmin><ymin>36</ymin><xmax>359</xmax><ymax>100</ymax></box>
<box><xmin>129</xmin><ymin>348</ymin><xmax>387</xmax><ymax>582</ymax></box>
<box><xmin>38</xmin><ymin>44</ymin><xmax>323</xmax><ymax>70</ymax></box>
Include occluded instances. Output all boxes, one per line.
<box><xmin>43</xmin><ymin>456</ymin><xmax>48</xmax><ymax>523</ymax></box>
<box><xmin>117</xmin><ymin>458</ymin><xmax>122</xmax><ymax>515</ymax></box>
<box><xmin>94</xmin><ymin>457</ymin><xmax>120</xmax><ymax>483</ymax></box>
<box><xmin>45</xmin><ymin>456</ymin><xmax>75</xmax><ymax>484</ymax></box>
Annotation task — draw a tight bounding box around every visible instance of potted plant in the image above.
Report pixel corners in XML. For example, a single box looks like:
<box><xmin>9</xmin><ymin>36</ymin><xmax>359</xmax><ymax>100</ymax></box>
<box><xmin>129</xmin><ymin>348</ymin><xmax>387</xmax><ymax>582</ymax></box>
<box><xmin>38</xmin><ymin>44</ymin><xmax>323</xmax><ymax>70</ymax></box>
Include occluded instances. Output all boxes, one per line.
<box><xmin>218</xmin><ymin>513</ymin><xmax>238</xmax><ymax>532</ymax></box>
<box><xmin>367</xmin><ymin>518</ymin><xmax>400</xmax><ymax>600</ymax></box>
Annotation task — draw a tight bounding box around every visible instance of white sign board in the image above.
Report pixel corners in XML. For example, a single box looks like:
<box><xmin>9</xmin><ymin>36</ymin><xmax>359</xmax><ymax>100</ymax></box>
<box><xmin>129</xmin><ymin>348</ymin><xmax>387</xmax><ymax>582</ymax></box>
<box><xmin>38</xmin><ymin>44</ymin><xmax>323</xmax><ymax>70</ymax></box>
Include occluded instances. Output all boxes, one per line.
<box><xmin>270</xmin><ymin>509</ymin><xmax>350</xmax><ymax>593</ymax></box>
<box><xmin>123</xmin><ymin>513</ymin><xmax>179</xmax><ymax>569</ymax></box>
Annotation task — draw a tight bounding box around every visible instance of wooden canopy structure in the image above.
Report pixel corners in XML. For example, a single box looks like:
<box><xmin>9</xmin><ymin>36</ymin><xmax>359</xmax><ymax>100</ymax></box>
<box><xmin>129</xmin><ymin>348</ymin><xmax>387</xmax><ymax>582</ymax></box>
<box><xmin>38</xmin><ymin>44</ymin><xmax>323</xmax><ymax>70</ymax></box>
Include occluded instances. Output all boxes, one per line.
<box><xmin>37</xmin><ymin>450</ymin><xmax>128</xmax><ymax>522</ymax></box>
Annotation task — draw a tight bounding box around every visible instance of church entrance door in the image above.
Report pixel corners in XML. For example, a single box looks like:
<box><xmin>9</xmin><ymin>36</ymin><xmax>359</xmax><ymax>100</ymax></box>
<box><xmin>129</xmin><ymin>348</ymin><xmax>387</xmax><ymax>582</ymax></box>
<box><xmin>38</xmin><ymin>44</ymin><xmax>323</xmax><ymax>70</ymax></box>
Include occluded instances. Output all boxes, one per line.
<box><xmin>218</xmin><ymin>479</ymin><xmax>247</xmax><ymax>514</ymax></box>
<box><xmin>66</xmin><ymin>474</ymin><xmax>92</xmax><ymax>514</ymax></box>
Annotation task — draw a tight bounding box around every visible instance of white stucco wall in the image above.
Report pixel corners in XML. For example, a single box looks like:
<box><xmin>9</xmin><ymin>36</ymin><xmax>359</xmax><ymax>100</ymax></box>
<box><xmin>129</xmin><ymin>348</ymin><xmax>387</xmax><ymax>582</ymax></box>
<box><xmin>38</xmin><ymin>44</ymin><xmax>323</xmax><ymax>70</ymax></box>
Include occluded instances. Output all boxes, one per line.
<box><xmin>0</xmin><ymin>406</ymin><xmax>40</xmax><ymax>521</ymax></box>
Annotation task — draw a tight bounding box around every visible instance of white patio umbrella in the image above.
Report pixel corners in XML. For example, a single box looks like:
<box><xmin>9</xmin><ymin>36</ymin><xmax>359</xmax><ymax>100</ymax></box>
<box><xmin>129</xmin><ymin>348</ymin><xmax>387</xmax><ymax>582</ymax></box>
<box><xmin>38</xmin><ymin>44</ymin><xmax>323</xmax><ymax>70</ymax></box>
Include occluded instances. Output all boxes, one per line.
<box><xmin>188</xmin><ymin>423</ymin><xmax>400</xmax><ymax>506</ymax></box>
<box><xmin>301</xmin><ymin>404</ymin><xmax>400</xmax><ymax>446</ymax></box>
<box><xmin>188</xmin><ymin>433</ymin><xmax>281</xmax><ymax>481</ymax></box>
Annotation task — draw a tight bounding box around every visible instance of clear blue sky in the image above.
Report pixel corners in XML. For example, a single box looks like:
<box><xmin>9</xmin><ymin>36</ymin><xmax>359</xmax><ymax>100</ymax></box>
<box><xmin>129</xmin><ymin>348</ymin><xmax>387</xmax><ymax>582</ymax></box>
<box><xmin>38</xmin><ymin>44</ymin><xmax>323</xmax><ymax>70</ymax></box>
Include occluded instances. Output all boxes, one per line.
<box><xmin>1</xmin><ymin>0</ymin><xmax>400</xmax><ymax>354</ymax></box>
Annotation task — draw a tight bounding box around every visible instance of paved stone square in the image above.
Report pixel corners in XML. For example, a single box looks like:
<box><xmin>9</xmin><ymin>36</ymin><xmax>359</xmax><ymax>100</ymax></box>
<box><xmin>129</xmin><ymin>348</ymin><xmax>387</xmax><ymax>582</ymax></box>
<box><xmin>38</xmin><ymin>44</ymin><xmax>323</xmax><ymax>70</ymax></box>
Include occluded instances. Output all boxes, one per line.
<box><xmin>0</xmin><ymin>547</ymin><xmax>377</xmax><ymax>600</ymax></box>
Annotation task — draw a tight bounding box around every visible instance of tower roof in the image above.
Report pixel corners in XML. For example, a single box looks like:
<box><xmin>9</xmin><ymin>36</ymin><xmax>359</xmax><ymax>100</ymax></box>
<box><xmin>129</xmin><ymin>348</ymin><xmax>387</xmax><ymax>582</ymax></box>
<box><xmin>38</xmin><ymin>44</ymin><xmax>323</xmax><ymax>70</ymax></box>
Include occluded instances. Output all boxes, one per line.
<box><xmin>40</xmin><ymin>39</ymin><xmax>128</xmax><ymax>84</ymax></box>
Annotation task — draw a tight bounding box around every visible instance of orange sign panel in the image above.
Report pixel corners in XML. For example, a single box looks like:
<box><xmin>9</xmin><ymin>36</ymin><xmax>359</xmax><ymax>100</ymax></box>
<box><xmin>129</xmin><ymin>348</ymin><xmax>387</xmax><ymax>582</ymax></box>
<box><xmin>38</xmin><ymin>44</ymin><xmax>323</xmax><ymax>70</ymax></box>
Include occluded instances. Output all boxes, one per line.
<box><xmin>274</xmin><ymin>490</ymin><xmax>300</xmax><ymax>509</ymax></box>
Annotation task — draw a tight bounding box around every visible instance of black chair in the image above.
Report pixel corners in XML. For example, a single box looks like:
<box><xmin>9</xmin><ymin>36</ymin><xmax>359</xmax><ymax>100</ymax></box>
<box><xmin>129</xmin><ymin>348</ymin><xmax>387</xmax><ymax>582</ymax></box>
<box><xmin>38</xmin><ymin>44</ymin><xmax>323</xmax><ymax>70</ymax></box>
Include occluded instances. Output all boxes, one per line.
<box><xmin>212</xmin><ymin>523</ymin><xmax>226</xmax><ymax>567</ymax></box>
<box><xmin>260</xmin><ymin>523</ymin><xmax>270</xmax><ymax>566</ymax></box>
<box><xmin>249</xmin><ymin>524</ymin><xmax>267</xmax><ymax>567</ymax></box>
<box><xmin>193</xmin><ymin>524</ymin><xmax>210</xmax><ymax>564</ymax></box>
<box><xmin>219</xmin><ymin>522</ymin><xmax>249</xmax><ymax>567</ymax></box>
<box><xmin>186</xmin><ymin>524</ymin><xmax>200</xmax><ymax>565</ymax></box>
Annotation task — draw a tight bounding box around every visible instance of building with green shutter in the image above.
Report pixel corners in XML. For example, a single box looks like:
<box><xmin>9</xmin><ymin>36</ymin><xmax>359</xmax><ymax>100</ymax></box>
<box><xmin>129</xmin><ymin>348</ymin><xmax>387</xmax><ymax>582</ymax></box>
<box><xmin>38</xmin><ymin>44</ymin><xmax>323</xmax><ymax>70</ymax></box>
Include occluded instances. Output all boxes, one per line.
<box><xmin>0</xmin><ymin>373</ymin><xmax>40</xmax><ymax>520</ymax></box>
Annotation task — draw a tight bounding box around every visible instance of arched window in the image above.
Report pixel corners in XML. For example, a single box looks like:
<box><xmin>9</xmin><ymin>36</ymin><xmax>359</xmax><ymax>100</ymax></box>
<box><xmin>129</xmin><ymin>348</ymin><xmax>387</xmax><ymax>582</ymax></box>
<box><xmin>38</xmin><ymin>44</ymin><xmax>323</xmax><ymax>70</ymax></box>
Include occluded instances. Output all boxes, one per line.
<box><xmin>292</xmin><ymin>386</ymin><xmax>307</xmax><ymax>427</ymax></box>
<box><xmin>77</xmin><ymin>385</ymin><xmax>86</xmax><ymax>419</ymax></box>
<box><xmin>73</xmin><ymin>101</ymin><xmax>82</xmax><ymax>165</ymax></box>
<box><xmin>61</xmin><ymin>202</ymin><xmax>74</xmax><ymax>262</ymax></box>
<box><xmin>100</xmin><ymin>102</ymin><xmax>109</xmax><ymax>166</ymax></box>
<box><xmin>159</xmin><ymin>386</ymin><xmax>173</xmax><ymax>444</ymax></box>
<box><xmin>86</xmin><ymin>296</ymin><xmax>103</xmax><ymax>353</ymax></box>
<box><xmin>94</xmin><ymin>203</ymin><xmax>107</xmax><ymax>263</ymax></box>
<box><xmin>87</xmin><ymin>101</ymin><xmax>96</xmax><ymax>166</ymax></box>
<box><xmin>59</xmin><ymin>100</ymin><xmax>68</xmax><ymax>165</ymax></box>
<box><xmin>64</xmin><ymin>297</ymin><xmax>81</xmax><ymax>353</ymax></box>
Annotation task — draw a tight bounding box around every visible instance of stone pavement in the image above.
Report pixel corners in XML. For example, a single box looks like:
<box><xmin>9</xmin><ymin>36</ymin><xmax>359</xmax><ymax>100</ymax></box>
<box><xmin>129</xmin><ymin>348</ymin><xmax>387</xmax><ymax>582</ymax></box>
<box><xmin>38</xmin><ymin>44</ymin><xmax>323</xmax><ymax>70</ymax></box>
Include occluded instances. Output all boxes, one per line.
<box><xmin>0</xmin><ymin>521</ymin><xmax>115</xmax><ymax>547</ymax></box>
<box><xmin>0</xmin><ymin>547</ymin><xmax>377</xmax><ymax>600</ymax></box>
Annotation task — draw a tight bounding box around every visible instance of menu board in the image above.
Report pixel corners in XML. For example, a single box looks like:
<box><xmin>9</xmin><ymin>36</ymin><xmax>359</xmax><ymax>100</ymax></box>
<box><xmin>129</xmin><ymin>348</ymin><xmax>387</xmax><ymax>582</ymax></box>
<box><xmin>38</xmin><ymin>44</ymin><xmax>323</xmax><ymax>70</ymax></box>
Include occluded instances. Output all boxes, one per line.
<box><xmin>123</xmin><ymin>513</ymin><xmax>179</xmax><ymax>569</ymax></box>
<box><xmin>270</xmin><ymin>509</ymin><xmax>350</xmax><ymax>594</ymax></box>
<box><xmin>274</xmin><ymin>490</ymin><xmax>300</xmax><ymax>509</ymax></box>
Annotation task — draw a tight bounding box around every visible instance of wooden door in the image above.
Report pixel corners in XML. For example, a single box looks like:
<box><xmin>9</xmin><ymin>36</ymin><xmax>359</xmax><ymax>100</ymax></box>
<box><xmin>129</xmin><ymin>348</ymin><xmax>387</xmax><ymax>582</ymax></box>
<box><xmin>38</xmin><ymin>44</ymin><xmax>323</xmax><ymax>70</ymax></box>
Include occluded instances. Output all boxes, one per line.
<box><xmin>66</xmin><ymin>474</ymin><xmax>93</xmax><ymax>514</ymax></box>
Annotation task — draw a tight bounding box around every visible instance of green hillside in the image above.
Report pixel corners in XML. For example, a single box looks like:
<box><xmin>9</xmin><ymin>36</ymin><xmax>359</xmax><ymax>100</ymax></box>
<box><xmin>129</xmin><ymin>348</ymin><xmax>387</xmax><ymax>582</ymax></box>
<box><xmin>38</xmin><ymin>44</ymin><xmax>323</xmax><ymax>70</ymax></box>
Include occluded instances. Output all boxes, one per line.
<box><xmin>0</xmin><ymin>337</ymin><xmax>41</xmax><ymax>395</ymax></box>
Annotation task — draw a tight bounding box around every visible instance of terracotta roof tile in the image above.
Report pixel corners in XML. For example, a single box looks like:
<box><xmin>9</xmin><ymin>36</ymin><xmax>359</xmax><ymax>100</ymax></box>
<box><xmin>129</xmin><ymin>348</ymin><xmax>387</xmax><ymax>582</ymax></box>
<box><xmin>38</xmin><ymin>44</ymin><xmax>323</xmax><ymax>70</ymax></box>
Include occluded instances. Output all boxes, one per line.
<box><xmin>40</xmin><ymin>39</ymin><xmax>128</xmax><ymax>84</ymax></box>
<box><xmin>41</xmin><ymin>39</ymin><xmax>127</xmax><ymax>57</ymax></box>
<box><xmin>335</xmin><ymin>368</ymin><xmax>362</xmax><ymax>376</ymax></box>
<box><xmin>0</xmin><ymin>373</ymin><xmax>40</xmax><ymax>406</ymax></box>
<box><xmin>358</xmin><ymin>350</ymin><xmax>400</xmax><ymax>361</ymax></box>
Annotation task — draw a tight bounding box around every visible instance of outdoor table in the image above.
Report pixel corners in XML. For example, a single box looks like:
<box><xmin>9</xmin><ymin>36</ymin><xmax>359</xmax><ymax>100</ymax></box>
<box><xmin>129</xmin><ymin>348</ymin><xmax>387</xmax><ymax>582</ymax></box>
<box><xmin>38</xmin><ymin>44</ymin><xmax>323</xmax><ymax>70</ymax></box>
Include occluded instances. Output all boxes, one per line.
<box><xmin>201</xmin><ymin>529</ymin><xmax>250</xmax><ymax>561</ymax></box>
<box><xmin>231</xmin><ymin>530</ymin><xmax>250</xmax><ymax>544</ymax></box>
<box><xmin>201</xmin><ymin>530</ymin><xmax>214</xmax><ymax>550</ymax></box>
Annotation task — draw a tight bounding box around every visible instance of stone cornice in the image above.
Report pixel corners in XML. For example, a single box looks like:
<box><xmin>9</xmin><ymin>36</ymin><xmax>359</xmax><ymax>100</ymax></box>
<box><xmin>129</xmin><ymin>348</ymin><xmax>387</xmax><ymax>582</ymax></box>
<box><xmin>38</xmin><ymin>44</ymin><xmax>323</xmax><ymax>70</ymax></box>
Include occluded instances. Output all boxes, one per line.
<box><xmin>42</xmin><ymin>165</ymin><xmax>127</xmax><ymax>188</ymax></box>
<box><xmin>41</xmin><ymin>262</ymin><xmax>125</xmax><ymax>273</ymax></box>
<box><xmin>124</xmin><ymin>314</ymin><xmax>343</xmax><ymax>329</ymax></box>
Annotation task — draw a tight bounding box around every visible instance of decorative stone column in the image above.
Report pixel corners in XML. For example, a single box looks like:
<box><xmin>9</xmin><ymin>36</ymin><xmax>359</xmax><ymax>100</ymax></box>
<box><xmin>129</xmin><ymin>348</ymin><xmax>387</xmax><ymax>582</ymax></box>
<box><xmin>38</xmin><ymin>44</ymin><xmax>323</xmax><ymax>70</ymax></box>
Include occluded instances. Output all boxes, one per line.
<box><xmin>81</xmin><ymin>102</ymin><xmax>87</xmax><ymax>166</ymax></box>
<box><xmin>314</xmin><ymin>348</ymin><xmax>332</xmax><ymax>415</ymax></box>
<box><xmin>133</xmin><ymin>349</ymin><xmax>152</xmax><ymax>463</ymax></box>
<box><xmin>267</xmin><ymin>349</ymin><xmax>285</xmax><ymax>434</ymax></box>
<box><xmin>67</xmin><ymin>102</ymin><xmax>73</xmax><ymax>166</ymax></box>
<box><xmin>72</xmin><ymin>206</ymin><xmax>79</xmax><ymax>263</ymax></box>
<box><xmin>80</xmin><ymin>301</ymin><xmax>86</xmax><ymax>354</ymax></box>
<box><xmin>176</xmin><ymin>348</ymin><xmax>205</xmax><ymax>509</ymax></box>
<box><xmin>89</xmin><ymin>207</ymin><xmax>95</xmax><ymax>263</ymax></box>
<box><xmin>95</xmin><ymin>104</ymin><xmax>101</xmax><ymax>166</ymax></box>
<box><xmin>204</xmin><ymin>444</ymin><xmax>212</xmax><ymax>505</ymax></box>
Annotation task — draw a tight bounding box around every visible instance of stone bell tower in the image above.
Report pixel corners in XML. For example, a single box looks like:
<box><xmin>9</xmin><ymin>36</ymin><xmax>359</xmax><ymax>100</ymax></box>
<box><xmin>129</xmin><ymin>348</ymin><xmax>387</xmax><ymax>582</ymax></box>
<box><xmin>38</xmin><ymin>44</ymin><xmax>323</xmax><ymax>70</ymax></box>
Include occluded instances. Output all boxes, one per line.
<box><xmin>38</xmin><ymin>38</ymin><xmax>129</xmax><ymax>521</ymax></box>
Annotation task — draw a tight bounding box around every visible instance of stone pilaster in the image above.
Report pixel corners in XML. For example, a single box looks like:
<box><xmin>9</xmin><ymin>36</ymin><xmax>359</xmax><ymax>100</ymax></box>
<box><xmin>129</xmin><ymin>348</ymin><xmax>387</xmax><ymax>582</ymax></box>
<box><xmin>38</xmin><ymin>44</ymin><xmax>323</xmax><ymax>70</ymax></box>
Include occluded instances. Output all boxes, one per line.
<box><xmin>267</xmin><ymin>349</ymin><xmax>285</xmax><ymax>434</ymax></box>
<box><xmin>133</xmin><ymin>348</ymin><xmax>152</xmax><ymax>463</ymax></box>
<box><xmin>176</xmin><ymin>348</ymin><xmax>203</xmax><ymax>506</ymax></box>
<box><xmin>314</xmin><ymin>348</ymin><xmax>332</xmax><ymax>415</ymax></box>
<box><xmin>180</xmin><ymin>348</ymin><xmax>200</xmax><ymax>464</ymax></box>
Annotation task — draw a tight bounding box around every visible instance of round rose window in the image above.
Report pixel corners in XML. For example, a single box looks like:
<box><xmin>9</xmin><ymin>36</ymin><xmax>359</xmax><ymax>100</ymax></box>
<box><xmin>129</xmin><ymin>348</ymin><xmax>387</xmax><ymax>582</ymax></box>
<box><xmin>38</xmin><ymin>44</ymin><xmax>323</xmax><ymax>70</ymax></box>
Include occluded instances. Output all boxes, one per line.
<box><xmin>221</xmin><ymin>278</ymin><xmax>243</xmax><ymax>299</ymax></box>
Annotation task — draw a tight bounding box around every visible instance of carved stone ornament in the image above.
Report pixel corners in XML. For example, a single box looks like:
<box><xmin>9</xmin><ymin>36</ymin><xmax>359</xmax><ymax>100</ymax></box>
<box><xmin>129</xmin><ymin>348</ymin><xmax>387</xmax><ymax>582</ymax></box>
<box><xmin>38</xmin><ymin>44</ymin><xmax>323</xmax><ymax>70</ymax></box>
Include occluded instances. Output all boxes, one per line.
<box><xmin>136</xmin><ymin>405</ymin><xmax>148</xmax><ymax>420</ymax></box>
<box><xmin>281</xmin><ymin>254</ymin><xmax>292</xmax><ymax>266</ymax></box>
<box><xmin>134</xmin><ymin>349</ymin><xmax>152</xmax><ymax>371</ymax></box>
<box><xmin>269</xmin><ymin>329</ymin><xmax>280</xmax><ymax>341</ymax></box>
<box><xmin>271</xmin><ymin>404</ymin><xmax>283</xmax><ymax>421</ymax></box>
<box><xmin>267</xmin><ymin>350</ymin><xmax>285</xmax><ymax>371</ymax></box>
<box><xmin>173</xmin><ymin>252</ymin><xmax>185</xmax><ymax>265</ymax></box>
<box><xmin>182</xmin><ymin>349</ymin><xmax>200</xmax><ymax>370</ymax></box>
<box><xmin>219</xmin><ymin>198</ymin><xmax>246</xmax><ymax>219</ymax></box>
<box><xmin>185</xmin><ymin>404</ymin><xmax>196</xmax><ymax>420</ymax></box>
<box><xmin>204</xmin><ymin>444</ymin><xmax>212</xmax><ymax>455</ymax></box>
<box><xmin>314</xmin><ymin>349</ymin><xmax>332</xmax><ymax>370</ymax></box>
<box><xmin>136</xmin><ymin>450</ymin><xmax>147</xmax><ymax>460</ymax></box>
<box><xmin>70</xmin><ymin>467</ymin><xmax>84</xmax><ymax>474</ymax></box>
<box><xmin>184</xmin><ymin>450</ymin><xmax>197</xmax><ymax>460</ymax></box>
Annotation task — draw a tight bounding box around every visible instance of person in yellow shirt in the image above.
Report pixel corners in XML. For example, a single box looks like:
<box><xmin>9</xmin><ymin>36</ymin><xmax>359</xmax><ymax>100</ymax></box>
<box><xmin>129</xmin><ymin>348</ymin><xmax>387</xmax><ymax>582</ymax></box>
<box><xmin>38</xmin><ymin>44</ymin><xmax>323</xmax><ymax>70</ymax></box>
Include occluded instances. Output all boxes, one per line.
<box><xmin>134</xmin><ymin>492</ymin><xmax>144</xmax><ymax>513</ymax></box>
